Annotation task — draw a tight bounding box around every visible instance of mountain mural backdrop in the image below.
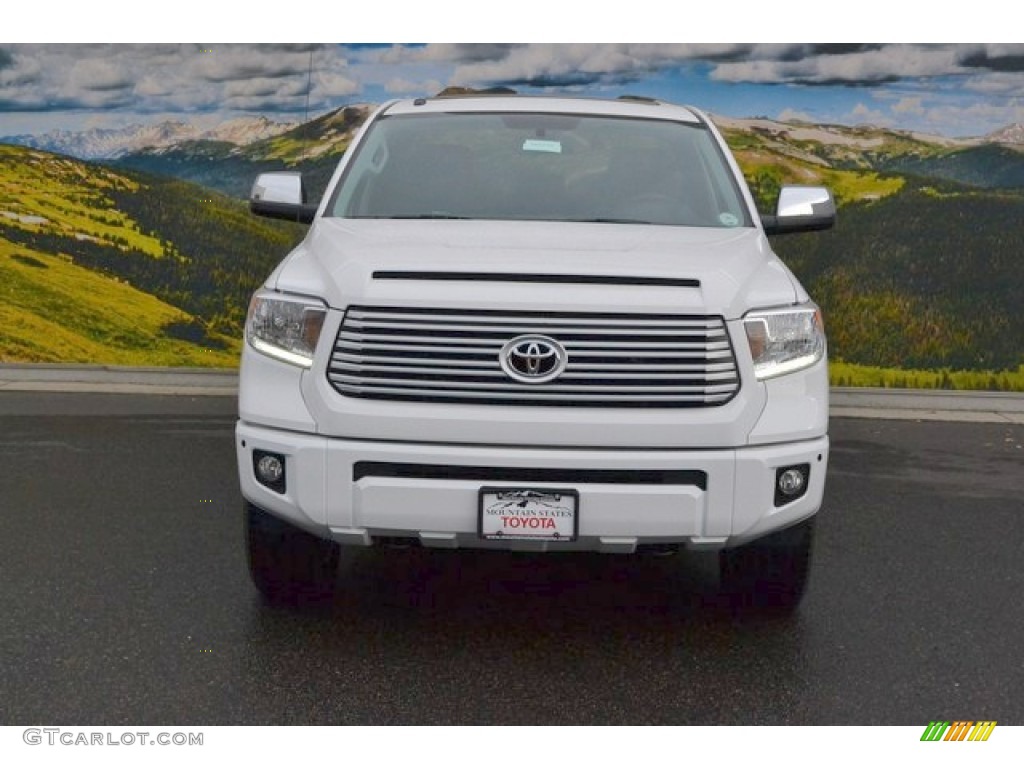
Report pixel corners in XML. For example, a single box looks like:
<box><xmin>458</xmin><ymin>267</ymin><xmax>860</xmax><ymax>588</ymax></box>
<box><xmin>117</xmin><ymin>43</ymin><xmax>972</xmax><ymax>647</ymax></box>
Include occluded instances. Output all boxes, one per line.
<box><xmin>2</xmin><ymin>96</ymin><xmax>1023</xmax><ymax>389</ymax></box>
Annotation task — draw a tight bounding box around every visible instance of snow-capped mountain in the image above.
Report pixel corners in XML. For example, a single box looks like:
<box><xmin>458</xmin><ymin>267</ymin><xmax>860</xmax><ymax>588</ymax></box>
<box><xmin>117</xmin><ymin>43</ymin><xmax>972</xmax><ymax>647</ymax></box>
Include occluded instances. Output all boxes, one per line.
<box><xmin>202</xmin><ymin>116</ymin><xmax>296</xmax><ymax>146</ymax></box>
<box><xmin>985</xmin><ymin>123</ymin><xmax>1024</xmax><ymax>145</ymax></box>
<box><xmin>2</xmin><ymin>116</ymin><xmax>296</xmax><ymax>160</ymax></box>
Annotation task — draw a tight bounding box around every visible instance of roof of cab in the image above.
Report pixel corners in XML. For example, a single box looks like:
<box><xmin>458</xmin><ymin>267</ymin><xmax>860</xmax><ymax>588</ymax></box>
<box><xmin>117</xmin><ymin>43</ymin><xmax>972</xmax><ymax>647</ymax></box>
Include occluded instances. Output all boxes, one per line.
<box><xmin>380</xmin><ymin>94</ymin><xmax>704</xmax><ymax>124</ymax></box>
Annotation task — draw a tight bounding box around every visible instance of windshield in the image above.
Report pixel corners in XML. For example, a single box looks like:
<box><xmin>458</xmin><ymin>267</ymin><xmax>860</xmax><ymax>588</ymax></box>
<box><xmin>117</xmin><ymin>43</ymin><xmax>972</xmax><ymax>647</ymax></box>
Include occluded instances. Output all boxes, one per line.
<box><xmin>329</xmin><ymin>111</ymin><xmax>752</xmax><ymax>228</ymax></box>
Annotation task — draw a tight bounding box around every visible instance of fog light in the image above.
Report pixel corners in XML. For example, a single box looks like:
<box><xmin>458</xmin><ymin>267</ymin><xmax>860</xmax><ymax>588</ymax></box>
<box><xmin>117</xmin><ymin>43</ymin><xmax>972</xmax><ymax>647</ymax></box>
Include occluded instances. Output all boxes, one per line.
<box><xmin>774</xmin><ymin>464</ymin><xmax>810</xmax><ymax>506</ymax></box>
<box><xmin>257</xmin><ymin>454</ymin><xmax>283</xmax><ymax>482</ymax></box>
<box><xmin>253</xmin><ymin>450</ymin><xmax>286</xmax><ymax>493</ymax></box>
<box><xmin>778</xmin><ymin>469</ymin><xmax>805</xmax><ymax>495</ymax></box>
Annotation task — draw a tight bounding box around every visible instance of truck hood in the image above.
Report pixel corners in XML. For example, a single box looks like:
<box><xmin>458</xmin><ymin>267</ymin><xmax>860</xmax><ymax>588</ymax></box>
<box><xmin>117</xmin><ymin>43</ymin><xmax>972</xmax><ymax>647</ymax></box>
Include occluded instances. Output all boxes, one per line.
<box><xmin>269</xmin><ymin>219</ymin><xmax>802</xmax><ymax>319</ymax></box>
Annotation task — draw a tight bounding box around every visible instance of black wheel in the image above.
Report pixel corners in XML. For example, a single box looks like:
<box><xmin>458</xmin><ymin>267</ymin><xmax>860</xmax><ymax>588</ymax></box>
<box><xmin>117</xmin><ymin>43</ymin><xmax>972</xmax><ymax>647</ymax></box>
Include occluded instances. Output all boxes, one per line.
<box><xmin>719</xmin><ymin>516</ymin><xmax>815</xmax><ymax>612</ymax></box>
<box><xmin>246</xmin><ymin>502</ymin><xmax>340</xmax><ymax>605</ymax></box>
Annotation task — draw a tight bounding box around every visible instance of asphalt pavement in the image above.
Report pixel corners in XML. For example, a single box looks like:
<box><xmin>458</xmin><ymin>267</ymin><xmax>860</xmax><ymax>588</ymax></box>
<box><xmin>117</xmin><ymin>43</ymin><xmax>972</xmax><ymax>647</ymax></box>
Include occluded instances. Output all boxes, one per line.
<box><xmin>0</xmin><ymin>390</ymin><xmax>1021</xmax><ymax>725</ymax></box>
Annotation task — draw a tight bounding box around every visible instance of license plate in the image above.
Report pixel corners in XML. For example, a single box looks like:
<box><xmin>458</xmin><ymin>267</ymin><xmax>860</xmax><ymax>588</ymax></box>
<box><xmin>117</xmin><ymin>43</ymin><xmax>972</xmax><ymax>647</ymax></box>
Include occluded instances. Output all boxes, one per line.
<box><xmin>479</xmin><ymin>487</ymin><xmax>578</xmax><ymax>542</ymax></box>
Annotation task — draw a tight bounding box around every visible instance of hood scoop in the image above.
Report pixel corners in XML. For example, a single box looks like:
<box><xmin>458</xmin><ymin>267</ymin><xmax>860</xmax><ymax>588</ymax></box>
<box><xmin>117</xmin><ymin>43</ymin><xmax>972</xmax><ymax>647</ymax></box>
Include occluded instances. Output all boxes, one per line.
<box><xmin>372</xmin><ymin>271</ymin><xmax>700</xmax><ymax>288</ymax></box>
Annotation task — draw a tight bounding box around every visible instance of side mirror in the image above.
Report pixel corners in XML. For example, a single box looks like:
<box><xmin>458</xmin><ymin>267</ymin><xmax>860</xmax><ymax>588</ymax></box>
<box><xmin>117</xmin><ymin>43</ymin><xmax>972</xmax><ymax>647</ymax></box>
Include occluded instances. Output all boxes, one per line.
<box><xmin>761</xmin><ymin>185</ymin><xmax>836</xmax><ymax>235</ymax></box>
<box><xmin>250</xmin><ymin>172</ymin><xmax>317</xmax><ymax>224</ymax></box>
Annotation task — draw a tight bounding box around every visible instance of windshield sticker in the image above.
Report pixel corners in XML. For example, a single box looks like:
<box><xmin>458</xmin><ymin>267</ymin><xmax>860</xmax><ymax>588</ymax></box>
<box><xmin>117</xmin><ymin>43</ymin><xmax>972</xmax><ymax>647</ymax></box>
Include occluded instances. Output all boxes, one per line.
<box><xmin>522</xmin><ymin>139</ymin><xmax>563</xmax><ymax>154</ymax></box>
<box><xmin>719</xmin><ymin>212</ymin><xmax>740</xmax><ymax>227</ymax></box>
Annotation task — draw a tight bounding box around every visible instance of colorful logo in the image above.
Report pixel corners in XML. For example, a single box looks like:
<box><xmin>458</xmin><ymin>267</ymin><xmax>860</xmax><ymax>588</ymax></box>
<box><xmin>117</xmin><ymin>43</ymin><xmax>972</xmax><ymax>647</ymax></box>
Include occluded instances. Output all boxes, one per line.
<box><xmin>920</xmin><ymin>721</ymin><xmax>997</xmax><ymax>742</ymax></box>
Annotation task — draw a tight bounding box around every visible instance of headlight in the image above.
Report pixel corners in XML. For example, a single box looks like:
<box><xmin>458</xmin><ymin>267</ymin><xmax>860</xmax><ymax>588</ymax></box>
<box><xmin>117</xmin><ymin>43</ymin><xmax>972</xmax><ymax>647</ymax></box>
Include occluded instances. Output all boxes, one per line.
<box><xmin>246</xmin><ymin>292</ymin><xmax>327</xmax><ymax>368</ymax></box>
<box><xmin>743</xmin><ymin>305</ymin><xmax>825</xmax><ymax>380</ymax></box>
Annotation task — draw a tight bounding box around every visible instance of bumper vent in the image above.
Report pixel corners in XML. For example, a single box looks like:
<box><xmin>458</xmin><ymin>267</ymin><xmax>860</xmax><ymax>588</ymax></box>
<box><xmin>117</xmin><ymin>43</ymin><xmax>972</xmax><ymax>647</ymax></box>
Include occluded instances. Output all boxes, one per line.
<box><xmin>327</xmin><ymin>306</ymin><xmax>740</xmax><ymax>408</ymax></box>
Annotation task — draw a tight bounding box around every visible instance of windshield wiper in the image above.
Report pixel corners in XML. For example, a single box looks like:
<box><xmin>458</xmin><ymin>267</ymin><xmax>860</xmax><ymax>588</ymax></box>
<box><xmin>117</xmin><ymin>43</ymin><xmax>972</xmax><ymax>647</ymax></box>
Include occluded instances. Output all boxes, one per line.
<box><xmin>382</xmin><ymin>213</ymin><xmax>471</xmax><ymax>220</ymax></box>
<box><xmin>567</xmin><ymin>217</ymin><xmax>655</xmax><ymax>225</ymax></box>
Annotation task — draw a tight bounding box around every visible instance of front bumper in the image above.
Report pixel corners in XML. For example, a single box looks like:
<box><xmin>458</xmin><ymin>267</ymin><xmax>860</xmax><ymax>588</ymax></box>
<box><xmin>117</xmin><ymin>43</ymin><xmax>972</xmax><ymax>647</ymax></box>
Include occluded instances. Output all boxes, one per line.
<box><xmin>237</xmin><ymin>422</ymin><xmax>828</xmax><ymax>553</ymax></box>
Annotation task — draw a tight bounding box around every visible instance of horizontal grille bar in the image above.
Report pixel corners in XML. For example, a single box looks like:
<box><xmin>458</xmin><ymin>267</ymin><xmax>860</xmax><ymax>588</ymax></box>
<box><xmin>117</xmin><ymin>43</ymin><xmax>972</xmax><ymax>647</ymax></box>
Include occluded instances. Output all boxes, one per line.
<box><xmin>336</xmin><ymin>337</ymin><xmax>733</xmax><ymax>353</ymax></box>
<box><xmin>330</xmin><ymin>363</ymin><xmax>739</xmax><ymax>381</ymax></box>
<box><xmin>328</xmin><ymin>306</ymin><xmax>741</xmax><ymax>408</ymax></box>
<box><xmin>329</xmin><ymin>373</ymin><xmax>737</xmax><ymax>393</ymax></box>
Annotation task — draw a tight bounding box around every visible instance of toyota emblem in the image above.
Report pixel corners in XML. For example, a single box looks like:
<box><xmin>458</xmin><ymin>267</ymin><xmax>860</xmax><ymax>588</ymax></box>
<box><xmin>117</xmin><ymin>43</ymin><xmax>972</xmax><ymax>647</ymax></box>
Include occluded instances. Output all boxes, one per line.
<box><xmin>499</xmin><ymin>335</ymin><xmax>568</xmax><ymax>384</ymax></box>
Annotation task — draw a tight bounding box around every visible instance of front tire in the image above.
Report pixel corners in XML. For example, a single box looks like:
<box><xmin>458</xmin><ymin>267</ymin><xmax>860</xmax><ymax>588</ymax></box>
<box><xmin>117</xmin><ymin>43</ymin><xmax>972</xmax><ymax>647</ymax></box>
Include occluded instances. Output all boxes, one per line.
<box><xmin>719</xmin><ymin>516</ymin><xmax>815</xmax><ymax>612</ymax></box>
<box><xmin>246</xmin><ymin>502</ymin><xmax>340</xmax><ymax>605</ymax></box>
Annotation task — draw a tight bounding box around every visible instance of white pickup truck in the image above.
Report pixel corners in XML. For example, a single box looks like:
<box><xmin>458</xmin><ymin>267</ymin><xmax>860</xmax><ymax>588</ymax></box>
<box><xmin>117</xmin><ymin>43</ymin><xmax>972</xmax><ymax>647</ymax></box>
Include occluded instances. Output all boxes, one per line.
<box><xmin>240</xmin><ymin>94</ymin><xmax>835</xmax><ymax>611</ymax></box>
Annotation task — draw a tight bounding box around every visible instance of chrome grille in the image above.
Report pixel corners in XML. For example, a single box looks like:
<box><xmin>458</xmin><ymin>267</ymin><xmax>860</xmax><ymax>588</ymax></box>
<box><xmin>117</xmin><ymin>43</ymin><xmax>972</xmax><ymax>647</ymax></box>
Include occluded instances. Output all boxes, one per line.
<box><xmin>327</xmin><ymin>307</ymin><xmax>741</xmax><ymax>407</ymax></box>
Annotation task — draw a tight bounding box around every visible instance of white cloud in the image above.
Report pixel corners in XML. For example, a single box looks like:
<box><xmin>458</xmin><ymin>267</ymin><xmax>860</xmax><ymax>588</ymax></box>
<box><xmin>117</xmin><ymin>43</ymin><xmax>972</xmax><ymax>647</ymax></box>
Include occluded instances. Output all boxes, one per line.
<box><xmin>0</xmin><ymin>44</ymin><xmax>360</xmax><ymax>116</ymax></box>
<box><xmin>3</xmin><ymin>43</ymin><xmax>1024</xmax><ymax>139</ymax></box>
<box><xmin>0</xmin><ymin>47</ymin><xmax>44</xmax><ymax>85</ymax></box>
<box><xmin>224</xmin><ymin>77</ymin><xmax>288</xmax><ymax>99</ymax></box>
<box><xmin>891</xmin><ymin>97</ymin><xmax>925</xmax><ymax>116</ymax></box>
<box><xmin>315</xmin><ymin>70</ymin><xmax>360</xmax><ymax>99</ymax></box>
<box><xmin>848</xmin><ymin>103</ymin><xmax>889</xmax><ymax>126</ymax></box>
<box><xmin>923</xmin><ymin>101</ymin><xmax>1024</xmax><ymax>137</ymax></box>
<box><xmin>384</xmin><ymin>77</ymin><xmax>443</xmax><ymax>96</ymax></box>
<box><xmin>135</xmin><ymin>74</ymin><xmax>174</xmax><ymax>98</ymax></box>
<box><xmin>711</xmin><ymin>46</ymin><xmax>961</xmax><ymax>85</ymax></box>
<box><xmin>447</xmin><ymin>44</ymin><xmax>697</xmax><ymax>87</ymax></box>
<box><xmin>188</xmin><ymin>45</ymin><xmax>312</xmax><ymax>84</ymax></box>
<box><xmin>961</xmin><ymin>70</ymin><xmax>1024</xmax><ymax>96</ymax></box>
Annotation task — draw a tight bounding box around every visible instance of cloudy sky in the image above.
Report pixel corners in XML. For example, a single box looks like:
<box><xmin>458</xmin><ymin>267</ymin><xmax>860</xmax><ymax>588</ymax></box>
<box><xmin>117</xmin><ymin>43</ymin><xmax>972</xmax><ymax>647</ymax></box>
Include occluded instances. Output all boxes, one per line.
<box><xmin>2</xmin><ymin>43</ymin><xmax>1023</xmax><ymax>138</ymax></box>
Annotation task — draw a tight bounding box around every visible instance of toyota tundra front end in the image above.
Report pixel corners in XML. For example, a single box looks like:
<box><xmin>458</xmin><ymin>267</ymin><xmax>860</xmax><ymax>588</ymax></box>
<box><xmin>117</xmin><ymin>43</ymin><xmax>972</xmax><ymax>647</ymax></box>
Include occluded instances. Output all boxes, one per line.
<box><xmin>238</xmin><ymin>95</ymin><xmax>836</xmax><ymax>611</ymax></box>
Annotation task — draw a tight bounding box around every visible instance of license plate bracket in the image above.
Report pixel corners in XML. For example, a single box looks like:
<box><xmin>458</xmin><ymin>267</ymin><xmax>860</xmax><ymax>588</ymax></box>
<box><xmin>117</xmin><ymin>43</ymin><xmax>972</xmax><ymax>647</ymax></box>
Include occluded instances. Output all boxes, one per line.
<box><xmin>478</xmin><ymin>487</ymin><xmax>578</xmax><ymax>542</ymax></box>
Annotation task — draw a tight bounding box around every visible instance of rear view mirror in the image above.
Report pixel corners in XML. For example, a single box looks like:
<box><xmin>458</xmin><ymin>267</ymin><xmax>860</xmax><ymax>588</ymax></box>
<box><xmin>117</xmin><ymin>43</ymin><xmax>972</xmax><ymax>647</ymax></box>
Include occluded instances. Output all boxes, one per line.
<box><xmin>250</xmin><ymin>172</ymin><xmax>317</xmax><ymax>224</ymax></box>
<box><xmin>762</xmin><ymin>186</ymin><xmax>836</xmax><ymax>235</ymax></box>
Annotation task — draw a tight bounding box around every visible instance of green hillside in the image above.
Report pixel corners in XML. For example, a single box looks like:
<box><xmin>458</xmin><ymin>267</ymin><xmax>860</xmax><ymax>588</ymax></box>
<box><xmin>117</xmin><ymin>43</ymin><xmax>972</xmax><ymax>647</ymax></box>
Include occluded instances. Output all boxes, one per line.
<box><xmin>0</xmin><ymin>145</ymin><xmax>165</xmax><ymax>257</ymax></box>
<box><xmin>878</xmin><ymin>144</ymin><xmax>1024</xmax><ymax>189</ymax></box>
<box><xmin>771</xmin><ymin>179</ymin><xmax>1024</xmax><ymax>373</ymax></box>
<box><xmin>0</xmin><ymin>239</ymin><xmax>238</xmax><ymax>366</ymax></box>
<box><xmin>718</xmin><ymin>118</ymin><xmax>959</xmax><ymax>170</ymax></box>
<box><xmin>718</xmin><ymin>121</ymin><xmax>1023</xmax><ymax>389</ymax></box>
<box><xmin>721</xmin><ymin>121</ymin><xmax>917</xmax><ymax>210</ymax></box>
<box><xmin>0</xmin><ymin>144</ymin><xmax>302</xmax><ymax>366</ymax></box>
